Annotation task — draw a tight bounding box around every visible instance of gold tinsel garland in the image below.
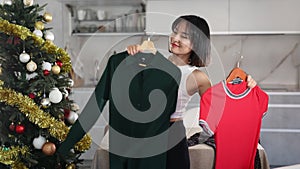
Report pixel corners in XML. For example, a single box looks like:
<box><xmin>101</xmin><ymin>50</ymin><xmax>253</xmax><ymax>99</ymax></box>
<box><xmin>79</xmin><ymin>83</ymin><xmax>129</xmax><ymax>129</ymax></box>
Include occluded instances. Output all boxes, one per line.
<box><xmin>0</xmin><ymin>146</ymin><xmax>29</xmax><ymax>169</ymax></box>
<box><xmin>0</xmin><ymin>18</ymin><xmax>72</xmax><ymax>72</ymax></box>
<box><xmin>11</xmin><ymin>162</ymin><xmax>28</xmax><ymax>169</ymax></box>
<box><xmin>0</xmin><ymin>81</ymin><xmax>92</xmax><ymax>153</ymax></box>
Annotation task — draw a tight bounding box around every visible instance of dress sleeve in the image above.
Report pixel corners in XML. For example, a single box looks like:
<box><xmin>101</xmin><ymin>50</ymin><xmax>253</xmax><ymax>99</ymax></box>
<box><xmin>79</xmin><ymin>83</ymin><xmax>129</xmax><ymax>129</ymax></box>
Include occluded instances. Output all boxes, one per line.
<box><xmin>199</xmin><ymin>82</ymin><xmax>226</xmax><ymax>135</ymax></box>
<box><xmin>199</xmin><ymin>88</ymin><xmax>214</xmax><ymax>138</ymax></box>
<box><xmin>57</xmin><ymin>57</ymin><xmax>112</xmax><ymax>156</ymax></box>
<box><xmin>256</xmin><ymin>86</ymin><xmax>269</xmax><ymax>116</ymax></box>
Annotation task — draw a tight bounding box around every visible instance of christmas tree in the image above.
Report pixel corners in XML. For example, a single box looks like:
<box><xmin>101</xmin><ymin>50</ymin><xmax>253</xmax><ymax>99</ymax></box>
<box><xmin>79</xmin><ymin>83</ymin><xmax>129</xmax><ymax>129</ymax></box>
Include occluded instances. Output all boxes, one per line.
<box><xmin>0</xmin><ymin>0</ymin><xmax>91</xmax><ymax>168</ymax></box>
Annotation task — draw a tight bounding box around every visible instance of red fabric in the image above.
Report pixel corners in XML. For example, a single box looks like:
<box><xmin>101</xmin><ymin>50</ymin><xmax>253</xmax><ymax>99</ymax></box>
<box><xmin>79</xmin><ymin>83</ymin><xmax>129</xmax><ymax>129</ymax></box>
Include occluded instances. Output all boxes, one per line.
<box><xmin>200</xmin><ymin>81</ymin><xmax>268</xmax><ymax>169</ymax></box>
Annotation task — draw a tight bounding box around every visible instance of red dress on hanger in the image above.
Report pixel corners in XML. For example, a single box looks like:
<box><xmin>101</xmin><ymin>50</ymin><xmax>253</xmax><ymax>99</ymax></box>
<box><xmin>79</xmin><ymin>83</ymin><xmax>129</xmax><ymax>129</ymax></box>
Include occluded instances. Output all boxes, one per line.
<box><xmin>199</xmin><ymin>80</ymin><xmax>269</xmax><ymax>169</ymax></box>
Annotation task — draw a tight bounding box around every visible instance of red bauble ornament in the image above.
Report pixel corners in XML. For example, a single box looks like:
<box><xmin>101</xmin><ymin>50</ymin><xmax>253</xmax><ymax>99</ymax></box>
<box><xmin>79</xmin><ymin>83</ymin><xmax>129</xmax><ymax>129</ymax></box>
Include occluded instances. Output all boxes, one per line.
<box><xmin>6</xmin><ymin>38</ymin><xmax>13</xmax><ymax>44</ymax></box>
<box><xmin>28</xmin><ymin>93</ymin><xmax>35</xmax><ymax>99</ymax></box>
<box><xmin>42</xmin><ymin>142</ymin><xmax>56</xmax><ymax>155</ymax></box>
<box><xmin>56</xmin><ymin>60</ymin><xmax>63</xmax><ymax>67</ymax></box>
<box><xmin>9</xmin><ymin>122</ymin><xmax>15</xmax><ymax>131</ymax></box>
<box><xmin>64</xmin><ymin>109</ymin><xmax>70</xmax><ymax>118</ymax></box>
<box><xmin>15</xmin><ymin>124</ymin><xmax>25</xmax><ymax>134</ymax></box>
<box><xmin>14</xmin><ymin>37</ymin><xmax>21</xmax><ymax>45</ymax></box>
<box><xmin>43</xmin><ymin>70</ymin><xmax>50</xmax><ymax>76</ymax></box>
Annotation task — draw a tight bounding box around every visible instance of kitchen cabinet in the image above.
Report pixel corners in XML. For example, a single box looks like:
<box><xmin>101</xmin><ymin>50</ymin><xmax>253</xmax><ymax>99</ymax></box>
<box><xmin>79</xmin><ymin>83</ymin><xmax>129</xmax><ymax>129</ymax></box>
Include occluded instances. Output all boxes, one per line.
<box><xmin>62</xmin><ymin>0</ymin><xmax>146</xmax><ymax>35</ymax></box>
<box><xmin>146</xmin><ymin>0</ymin><xmax>300</xmax><ymax>35</ymax></box>
<box><xmin>229</xmin><ymin>0</ymin><xmax>300</xmax><ymax>34</ymax></box>
<box><xmin>58</xmin><ymin>0</ymin><xmax>149</xmax><ymax>88</ymax></box>
<box><xmin>146</xmin><ymin>0</ymin><xmax>229</xmax><ymax>35</ymax></box>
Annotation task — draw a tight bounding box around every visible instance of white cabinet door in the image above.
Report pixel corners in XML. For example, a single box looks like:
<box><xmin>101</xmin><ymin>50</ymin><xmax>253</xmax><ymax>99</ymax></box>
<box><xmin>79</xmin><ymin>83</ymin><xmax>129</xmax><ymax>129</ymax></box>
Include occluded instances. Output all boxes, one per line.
<box><xmin>229</xmin><ymin>0</ymin><xmax>300</xmax><ymax>34</ymax></box>
<box><xmin>146</xmin><ymin>0</ymin><xmax>229</xmax><ymax>34</ymax></box>
<box><xmin>146</xmin><ymin>0</ymin><xmax>300</xmax><ymax>34</ymax></box>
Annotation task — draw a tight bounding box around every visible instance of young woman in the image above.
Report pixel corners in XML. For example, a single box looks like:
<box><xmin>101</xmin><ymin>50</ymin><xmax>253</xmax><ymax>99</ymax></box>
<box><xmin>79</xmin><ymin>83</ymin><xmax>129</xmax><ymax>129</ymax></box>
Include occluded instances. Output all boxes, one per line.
<box><xmin>127</xmin><ymin>15</ymin><xmax>257</xmax><ymax>169</ymax></box>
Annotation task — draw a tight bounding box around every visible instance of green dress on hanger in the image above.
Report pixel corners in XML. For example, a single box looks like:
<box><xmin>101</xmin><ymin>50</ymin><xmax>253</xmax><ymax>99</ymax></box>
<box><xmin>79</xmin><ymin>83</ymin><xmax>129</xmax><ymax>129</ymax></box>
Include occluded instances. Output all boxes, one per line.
<box><xmin>58</xmin><ymin>51</ymin><xmax>181</xmax><ymax>169</ymax></box>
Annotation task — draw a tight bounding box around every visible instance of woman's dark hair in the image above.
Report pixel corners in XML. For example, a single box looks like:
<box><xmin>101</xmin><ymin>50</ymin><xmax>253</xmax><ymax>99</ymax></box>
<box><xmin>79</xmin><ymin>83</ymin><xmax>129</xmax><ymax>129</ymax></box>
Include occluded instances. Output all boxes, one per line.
<box><xmin>171</xmin><ymin>15</ymin><xmax>211</xmax><ymax>67</ymax></box>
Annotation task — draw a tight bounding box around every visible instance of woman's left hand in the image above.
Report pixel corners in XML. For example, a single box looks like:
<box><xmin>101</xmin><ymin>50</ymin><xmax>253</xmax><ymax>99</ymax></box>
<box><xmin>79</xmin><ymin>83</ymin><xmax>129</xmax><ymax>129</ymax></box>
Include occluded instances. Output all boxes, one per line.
<box><xmin>247</xmin><ymin>75</ymin><xmax>257</xmax><ymax>88</ymax></box>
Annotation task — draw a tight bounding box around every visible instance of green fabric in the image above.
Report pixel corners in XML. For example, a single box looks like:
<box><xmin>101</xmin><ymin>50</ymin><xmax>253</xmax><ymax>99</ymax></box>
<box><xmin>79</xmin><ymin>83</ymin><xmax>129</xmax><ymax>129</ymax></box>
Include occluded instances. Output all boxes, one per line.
<box><xmin>57</xmin><ymin>91</ymin><xmax>101</xmax><ymax>156</ymax></box>
<box><xmin>103</xmin><ymin>52</ymin><xmax>181</xmax><ymax>169</ymax></box>
<box><xmin>58</xmin><ymin>51</ymin><xmax>181</xmax><ymax>169</ymax></box>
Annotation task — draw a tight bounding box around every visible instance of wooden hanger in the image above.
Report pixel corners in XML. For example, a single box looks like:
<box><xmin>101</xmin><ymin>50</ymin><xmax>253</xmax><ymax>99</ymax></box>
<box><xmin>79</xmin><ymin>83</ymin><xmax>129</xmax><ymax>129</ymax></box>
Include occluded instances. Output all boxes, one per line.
<box><xmin>226</xmin><ymin>67</ymin><xmax>247</xmax><ymax>83</ymax></box>
<box><xmin>138</xmin><ymin>37</ymin><xmax>157</xmax><ymax>55</ymax></box>
<box><xmin>226</xmin><ymin>55</ymin><xmax>247</xmax><ymax>83</ymax></box>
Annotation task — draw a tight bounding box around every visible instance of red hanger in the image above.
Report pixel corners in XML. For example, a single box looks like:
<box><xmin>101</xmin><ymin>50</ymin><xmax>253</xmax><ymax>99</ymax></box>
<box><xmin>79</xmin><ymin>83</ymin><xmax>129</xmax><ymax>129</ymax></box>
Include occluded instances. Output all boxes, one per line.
<box><xmin>226</xmin><ymin>67</ymin><xmax>247</xmax><ymax>83</ymax></box>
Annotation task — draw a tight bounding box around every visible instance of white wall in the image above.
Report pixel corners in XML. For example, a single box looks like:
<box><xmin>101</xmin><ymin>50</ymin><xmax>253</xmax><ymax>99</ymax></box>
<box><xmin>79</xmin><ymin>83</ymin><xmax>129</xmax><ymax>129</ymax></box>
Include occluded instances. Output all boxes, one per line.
<box><xmin>146</xmin><ymin>0</ymin><xmax>300</xmax><ymax>90</ymax></box>
<box><xmin>210</xmin><ymin>35</ymin><xmax>299</xmax><ymax>90</ymax></box>
<box><xmin>36</xmin><ymin>0</ymin><xmax>65</xmax><ymax>48</ymax></box>
<box><xmin>146</xmin><ymin>0</ymin><xmax>229</xmax><ymax>34</ymax></box>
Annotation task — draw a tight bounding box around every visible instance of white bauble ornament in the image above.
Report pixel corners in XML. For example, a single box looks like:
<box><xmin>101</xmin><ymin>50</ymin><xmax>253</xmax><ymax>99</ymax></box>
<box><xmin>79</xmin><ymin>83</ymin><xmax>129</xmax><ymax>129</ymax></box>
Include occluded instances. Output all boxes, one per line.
<box><xmin>26</xmin><ymin>72</ymin><xmax>38</xmax><ymax>80</ymax></box>
<box><xmin>71</xmin><ymin>103</ymin><xmax>80</xmax><ymax>112</ymax></box>
<box><xmin>41</xmin><ymin>98</ymin><xmax>51</xmax><ymax>108</ymax></box>
<box><xmin>33</xmin><ymin>29</ymin><xmax>43</xmax><ymax>37</ymax></box>
<box><xmin>33</xmin><ymin>135</ymin><xmax>46</xmax><ymax>149</ymax></box>
<box><xmin>23</xmin><ymin>0</ymin><xmax>33</xmax><ymax>6</ymax></box>
<box><xmin>44</xmin><ymin>31</ymin><xmax>54</xmax><ymax>41</ymax></box>
<box><xmin>42</xmin><ymin>61</ymin><xmax>52</xmax><ymax>71</ymax></box>
<box><xmin>67</xmin><ymin>111</ymin><xmax>78</xmax><ymax>124</ymax></box>
<box><xmin>19</xmin><ymin>51</ymin><xmax>30</xmax><ymax>63</ymax></box>
<box><xmin>26</xmin><ymin>61</ymin><xmax>37</xmax><ymax>72</ymax></box>
<box><xmin>49</xmin><ymin>88</ymin><xmax>63</xmax><ymax>103</ymax></box>
<box><xmin>3</xmin><ymin>0</ymin><xmax>12</xmax><ymax>5</ymax></box>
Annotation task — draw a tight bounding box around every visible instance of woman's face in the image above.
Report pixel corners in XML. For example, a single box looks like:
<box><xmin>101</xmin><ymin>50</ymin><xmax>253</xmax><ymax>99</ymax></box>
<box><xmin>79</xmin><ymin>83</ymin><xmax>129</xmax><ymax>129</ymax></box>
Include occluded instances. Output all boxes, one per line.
<box><xmin>169</xmin><ymin>21</ymin><xmax>193</xmax><ymax>56</ymax></box>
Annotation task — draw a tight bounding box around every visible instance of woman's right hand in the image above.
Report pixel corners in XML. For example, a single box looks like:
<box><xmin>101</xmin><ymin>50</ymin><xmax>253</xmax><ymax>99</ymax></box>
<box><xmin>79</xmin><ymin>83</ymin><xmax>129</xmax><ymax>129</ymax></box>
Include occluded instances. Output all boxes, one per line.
<box><xmin>126</xmin><ymin>44</ymin><xmax>141</xmax><ymax>55</ymax></box>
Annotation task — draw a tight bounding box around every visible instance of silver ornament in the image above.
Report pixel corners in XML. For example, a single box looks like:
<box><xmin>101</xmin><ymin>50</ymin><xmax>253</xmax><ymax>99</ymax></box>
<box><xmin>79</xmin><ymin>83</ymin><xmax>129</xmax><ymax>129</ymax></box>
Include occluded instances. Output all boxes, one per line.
<box><xmin>41</xmin><ymin>98</ymin><xmax>51</xmax><ymax>108</ymax></box>
<box><xmin>68</xmin><ymin>79</ymin><xmax>74</xmax><ymax>87</ymax></box>
<box><xmin>62</xmin><ymin>88</ymin><xmax>69</xmax><ymax>98</ymax></box>
<box><xmin>67</xmin><ymin>112</ymin><xmax>79</xmax><ymax>124</ymax></box>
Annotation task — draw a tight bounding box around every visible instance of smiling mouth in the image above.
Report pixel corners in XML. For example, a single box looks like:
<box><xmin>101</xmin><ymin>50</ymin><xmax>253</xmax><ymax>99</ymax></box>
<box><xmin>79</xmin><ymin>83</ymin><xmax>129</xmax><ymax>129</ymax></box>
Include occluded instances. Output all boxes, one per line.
<box><xmin>171</xmin><ymin>43</ymin><xmax>179</xmax><ymax>48</ymax></box>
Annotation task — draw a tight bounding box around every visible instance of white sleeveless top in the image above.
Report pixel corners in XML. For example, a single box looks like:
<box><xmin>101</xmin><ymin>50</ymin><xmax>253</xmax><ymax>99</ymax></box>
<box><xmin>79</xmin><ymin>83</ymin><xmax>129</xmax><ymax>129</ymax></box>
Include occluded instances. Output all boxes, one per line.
<box><xmin>170</xmin><ymin>65</ymin><xmax>198</xmax><ymax>119</ymax></box>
